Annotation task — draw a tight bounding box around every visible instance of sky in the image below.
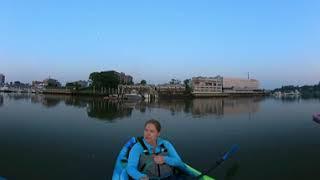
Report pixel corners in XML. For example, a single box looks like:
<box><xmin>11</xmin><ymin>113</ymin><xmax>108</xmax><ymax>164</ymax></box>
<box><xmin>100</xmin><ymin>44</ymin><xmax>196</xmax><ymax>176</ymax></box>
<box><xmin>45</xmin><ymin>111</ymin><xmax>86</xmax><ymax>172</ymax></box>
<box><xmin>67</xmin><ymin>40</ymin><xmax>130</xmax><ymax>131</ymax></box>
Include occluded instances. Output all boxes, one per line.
<box><xmin>0</xmin><ymin>0</ymin><xmax>319</xmax><ymax>89</ymax></box>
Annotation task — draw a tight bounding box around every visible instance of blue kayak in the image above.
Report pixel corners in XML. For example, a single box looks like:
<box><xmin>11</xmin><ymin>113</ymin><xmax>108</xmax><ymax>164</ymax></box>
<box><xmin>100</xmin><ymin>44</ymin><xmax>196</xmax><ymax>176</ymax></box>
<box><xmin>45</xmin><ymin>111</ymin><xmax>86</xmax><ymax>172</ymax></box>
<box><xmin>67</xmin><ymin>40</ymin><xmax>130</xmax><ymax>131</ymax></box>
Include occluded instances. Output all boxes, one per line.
<box><xmin>112</xmin><ymin>137</ymin><xmax>215</xmax><ymax>180</ymax></box>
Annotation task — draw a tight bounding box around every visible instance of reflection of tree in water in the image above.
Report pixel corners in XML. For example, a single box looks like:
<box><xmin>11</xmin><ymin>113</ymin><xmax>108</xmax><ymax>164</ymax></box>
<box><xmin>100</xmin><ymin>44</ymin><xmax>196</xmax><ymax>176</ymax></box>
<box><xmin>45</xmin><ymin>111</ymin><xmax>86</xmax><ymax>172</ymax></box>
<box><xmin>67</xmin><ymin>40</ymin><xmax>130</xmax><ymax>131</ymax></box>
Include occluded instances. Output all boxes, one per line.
<box><xmin>31</xmin><ymin>94</ymin><xmax>66</xmax><ymax>108</ymax></box>
<box><xmin>86</xmin><ymin>100</ymin><xmax>134</xmax><ymax>122</ymax></box>
<box><xmin>279</xmin><ymin>97</ymin><xmax>301</xmax><ymax>103</ymax></box>
<box><xmin>64</xmin><ymin>96</ymin><xmax>88</xmax><ymax>108</ymax></box>
<box><xmin>0</xmin><ymin>94</ymin><xmax>3</xmax><ymax>107</ymax></box>
<box><xmin>30</xmin><ymin>94</ymin><xmax>90</xmax><ymax>108</ymax></box>
<box><xmin>135</xmin><ymin>101</ymin><xmax>147</xmax><ymax>113</ymax></box>
<box><xmin>41</xmin><ymin>96</ymin><xmax>61</xmax><ymax>108</ymax></box>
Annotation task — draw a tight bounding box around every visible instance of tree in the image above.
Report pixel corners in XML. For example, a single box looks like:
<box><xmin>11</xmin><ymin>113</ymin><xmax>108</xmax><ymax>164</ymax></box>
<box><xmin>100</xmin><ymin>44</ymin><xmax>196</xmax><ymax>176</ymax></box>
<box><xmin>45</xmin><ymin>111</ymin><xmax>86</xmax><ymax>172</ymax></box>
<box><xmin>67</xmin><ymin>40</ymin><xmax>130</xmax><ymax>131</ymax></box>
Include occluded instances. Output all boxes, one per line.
<box><xmin>169</xmin><ymin>79</ymin><xmax>181</xmax><ymax>85</ymax></box>
<box><xmin>89</xmin><ymin>71</ymin><xmax>120</xmax><ymax>89</ymax></box>
<box><xmin>66</xmin><ymin>82</ymin><xmax>81</xmax><ymax>90</ymax></box>
<box><xmin>183</xmin><ymin>79</ymin><xmax>192</xmax><ymax>93</ymax></box>
<box><xmin>140</xmin><ymin>80</ymin><xmax>147</xmax><ymax>85</ymax></box>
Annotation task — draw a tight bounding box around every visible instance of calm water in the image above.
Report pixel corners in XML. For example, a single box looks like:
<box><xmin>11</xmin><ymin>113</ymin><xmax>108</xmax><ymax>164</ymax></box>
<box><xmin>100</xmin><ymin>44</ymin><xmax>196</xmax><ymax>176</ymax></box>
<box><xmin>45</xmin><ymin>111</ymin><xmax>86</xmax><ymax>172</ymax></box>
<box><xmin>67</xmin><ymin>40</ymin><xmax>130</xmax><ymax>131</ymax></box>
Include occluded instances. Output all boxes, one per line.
<box><xmin>0</xmin><ymin>93</ymin><xmax>320</xmax><ymax>180</ymax></box>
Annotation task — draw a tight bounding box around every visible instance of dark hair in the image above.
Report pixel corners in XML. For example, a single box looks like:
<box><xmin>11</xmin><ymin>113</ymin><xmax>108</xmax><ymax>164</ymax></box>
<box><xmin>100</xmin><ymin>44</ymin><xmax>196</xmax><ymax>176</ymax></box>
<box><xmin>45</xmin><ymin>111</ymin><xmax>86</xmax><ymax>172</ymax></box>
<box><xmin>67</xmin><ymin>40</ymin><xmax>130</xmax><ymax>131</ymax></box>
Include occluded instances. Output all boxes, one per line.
<box><xmin>144</xmin><ymin>119</ymin><xmax>161</xmax><ymax>132</ymax></box>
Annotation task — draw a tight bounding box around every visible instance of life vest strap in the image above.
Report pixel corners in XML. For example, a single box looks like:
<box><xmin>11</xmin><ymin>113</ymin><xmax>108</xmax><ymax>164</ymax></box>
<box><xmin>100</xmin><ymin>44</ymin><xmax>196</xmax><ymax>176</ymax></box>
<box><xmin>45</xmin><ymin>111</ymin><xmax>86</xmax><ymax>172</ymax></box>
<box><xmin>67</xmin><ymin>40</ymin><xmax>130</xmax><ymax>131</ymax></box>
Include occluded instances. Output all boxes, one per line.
<box><xmin>137</xmin><ymin>136</ymin><xmax>150</xmax><ymax>155</ymax></box>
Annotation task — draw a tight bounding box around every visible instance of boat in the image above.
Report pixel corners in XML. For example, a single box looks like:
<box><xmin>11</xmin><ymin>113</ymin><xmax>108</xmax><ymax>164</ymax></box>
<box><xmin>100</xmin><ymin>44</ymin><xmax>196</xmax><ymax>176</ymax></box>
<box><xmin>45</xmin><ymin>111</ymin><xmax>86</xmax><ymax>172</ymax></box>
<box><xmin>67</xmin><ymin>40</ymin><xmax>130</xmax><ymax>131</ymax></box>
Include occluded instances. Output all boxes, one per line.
<box><xmin>124</xmin><ymin>93</ymin><xmax>142</xmax><ymax>101</ymax></box>
<box><xmin>313</xmin><ymin>113</ymin><xmax>320</xmax><ymax>123</ymax></box>
<box><xmin>112</xmin><ymin>137</ymin><xmax>215</xmax><ymax>180</ymax></box>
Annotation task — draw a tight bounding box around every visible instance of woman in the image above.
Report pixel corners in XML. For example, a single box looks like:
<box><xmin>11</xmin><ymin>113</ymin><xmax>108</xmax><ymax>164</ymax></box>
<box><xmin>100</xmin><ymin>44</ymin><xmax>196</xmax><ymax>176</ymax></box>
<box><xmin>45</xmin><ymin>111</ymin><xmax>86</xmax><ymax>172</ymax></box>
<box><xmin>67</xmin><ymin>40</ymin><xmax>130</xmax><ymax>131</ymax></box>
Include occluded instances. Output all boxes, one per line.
<box><xmin>126</xmin><ymin>119</ymin><xmax>194</xmax><ymax>180</ymax></box>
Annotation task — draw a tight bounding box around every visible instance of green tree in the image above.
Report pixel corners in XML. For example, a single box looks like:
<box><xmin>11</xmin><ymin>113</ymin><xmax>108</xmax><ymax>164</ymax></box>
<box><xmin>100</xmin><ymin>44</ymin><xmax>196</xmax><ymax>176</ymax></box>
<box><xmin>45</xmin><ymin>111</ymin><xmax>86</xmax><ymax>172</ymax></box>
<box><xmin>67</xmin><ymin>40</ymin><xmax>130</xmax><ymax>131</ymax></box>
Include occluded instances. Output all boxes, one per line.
<box><xmin>183</xmin><ymin>79</ymin><xmax>192</xmax><ymax>93</ymax></box>
<box><xmin>169</xmin><ymin>79</ymin><xmax>181</xmax><ymax>85</ymax></box>
<box><xmin>89</xmin><ymin>71</ymin><xmax>120</xmax><ymax>89</ymax></box>
<box><xmin>140</xmin><ymin>80</ymin><xmax>147</xmax><ymax>85</ymax></box>
<box><xmin>183</xmin><ymin>79</ymin><xmax>190</xmax><ymax>87</ymax></box>
<box><xmin>66</xmin><ymin>82</ymin><xmax>81</xmax><ymax>90</ymax></box>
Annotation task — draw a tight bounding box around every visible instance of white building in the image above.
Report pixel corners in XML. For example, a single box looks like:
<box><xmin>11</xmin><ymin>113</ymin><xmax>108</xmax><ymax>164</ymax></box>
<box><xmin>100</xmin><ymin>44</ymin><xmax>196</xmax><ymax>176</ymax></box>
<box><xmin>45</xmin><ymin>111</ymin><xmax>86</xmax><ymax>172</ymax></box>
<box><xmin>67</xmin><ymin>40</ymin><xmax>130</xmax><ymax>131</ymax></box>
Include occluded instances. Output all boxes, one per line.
<box><xmin>191</xmin><ymin>76</ymin><xmax>223</xmax><ymax>96</ymax></box>
<box><xmin>223</xmin><ymin>77</ymin><xmax>259</xmax><ymax>92</ymax></box>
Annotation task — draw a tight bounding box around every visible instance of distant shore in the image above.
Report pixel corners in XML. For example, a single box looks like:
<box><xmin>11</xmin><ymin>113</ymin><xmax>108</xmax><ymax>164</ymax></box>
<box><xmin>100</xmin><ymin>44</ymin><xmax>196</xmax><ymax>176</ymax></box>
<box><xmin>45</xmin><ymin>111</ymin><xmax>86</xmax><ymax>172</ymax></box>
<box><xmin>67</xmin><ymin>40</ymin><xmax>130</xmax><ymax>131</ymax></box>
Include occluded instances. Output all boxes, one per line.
<box><xmin>0</xmin><ymin>88</ymin><xmax>268</xmax><ymax>99</ymax></box>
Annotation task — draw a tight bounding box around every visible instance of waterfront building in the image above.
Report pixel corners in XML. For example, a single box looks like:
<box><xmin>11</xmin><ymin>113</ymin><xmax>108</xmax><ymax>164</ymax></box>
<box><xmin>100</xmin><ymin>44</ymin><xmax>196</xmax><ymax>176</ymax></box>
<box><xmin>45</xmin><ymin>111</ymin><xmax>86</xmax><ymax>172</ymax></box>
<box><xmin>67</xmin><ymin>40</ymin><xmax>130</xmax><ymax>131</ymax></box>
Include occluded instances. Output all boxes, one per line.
<box><xmin>0</xmin><ymin>74</ymin><xmax>5</xmax><ymax>86</ymax></box>
<box><xmin>223</xmin><ymin>77</ymin><xmax>259</xmax><ymax>92</ymax></box>
<box><xmin>32</xmin><ymin>81</ymin><xmax>45</xmax><ymax>89</ymax></box>
<box><xmin>43</xmin><ymin>78</ymin><xmax>61</xmax><ymax>88</ymax></box>
<box><xmin>191</xmin><ymin>76</ymin><xmax>223</xmax><ymax>97</ymax></box>
<box><xmin>119</xmin><ymin>72</ymin><xmax>133</xmax><ymax>85</ymax></box>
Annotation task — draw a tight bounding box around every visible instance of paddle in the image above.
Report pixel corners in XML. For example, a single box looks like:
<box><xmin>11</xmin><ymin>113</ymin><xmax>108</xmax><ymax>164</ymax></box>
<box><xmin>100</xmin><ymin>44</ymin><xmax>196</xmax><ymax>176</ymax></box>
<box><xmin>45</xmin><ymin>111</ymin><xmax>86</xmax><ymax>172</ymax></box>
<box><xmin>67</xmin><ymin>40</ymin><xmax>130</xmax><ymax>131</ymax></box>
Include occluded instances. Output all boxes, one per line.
<box><xmin>196</xmin><ymin>144</ymin><xmax>239</xmax><ymax>179</ymax></box>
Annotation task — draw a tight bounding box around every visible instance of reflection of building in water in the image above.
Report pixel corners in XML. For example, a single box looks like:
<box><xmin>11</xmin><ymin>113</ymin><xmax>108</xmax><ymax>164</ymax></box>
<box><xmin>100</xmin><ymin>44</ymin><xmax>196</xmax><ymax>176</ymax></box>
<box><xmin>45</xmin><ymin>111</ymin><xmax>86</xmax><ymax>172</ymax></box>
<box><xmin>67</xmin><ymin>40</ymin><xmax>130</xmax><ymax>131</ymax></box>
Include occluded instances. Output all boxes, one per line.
<box><xmin>146</xmin><ymin>100</ymin><xmax>191</xmax><ymax>115</ymax></box>
<box><xmin>40</xmin><ymin>96</ymin><xmax>61</xmax><ymax>108</ymax></box>
<box><xmin>6</xmin><ymin>93</ymin><xmax>32</xmax><ymax>100</ymax></box>
<box><xmin>192</xmin><ymin>97</ymin><xmax>262</xmax><ymax>116</ymax></box>
<box><xmin>192</xmin><ymin>98</ymin><xmax>224</xmax><ymax>116</ymax></box>
<box><xmin>31</xmin><ymin>94</ymin><xmax>65</xmax><ymax>108</ymax></box>
<box><xmin>223</xmin><ymin>98</ymin><xmax>260</xmax><ymax>115</ymax></box>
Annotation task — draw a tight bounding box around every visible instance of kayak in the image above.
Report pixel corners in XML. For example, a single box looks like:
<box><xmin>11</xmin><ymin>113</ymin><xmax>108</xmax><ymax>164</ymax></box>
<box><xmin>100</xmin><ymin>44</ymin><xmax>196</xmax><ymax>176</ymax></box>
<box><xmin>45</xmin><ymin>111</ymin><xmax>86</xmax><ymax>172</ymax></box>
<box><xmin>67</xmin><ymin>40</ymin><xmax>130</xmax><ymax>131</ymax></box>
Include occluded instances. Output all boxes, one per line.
<box><xmin>185</xmin><ymin>164</ymin><xmax>215</xmax><ymax>180</ymax></box>
<box><xmin>112</xmin><ymin>137</ymin><xmax>215</xmax><ymax>180</ymax></box>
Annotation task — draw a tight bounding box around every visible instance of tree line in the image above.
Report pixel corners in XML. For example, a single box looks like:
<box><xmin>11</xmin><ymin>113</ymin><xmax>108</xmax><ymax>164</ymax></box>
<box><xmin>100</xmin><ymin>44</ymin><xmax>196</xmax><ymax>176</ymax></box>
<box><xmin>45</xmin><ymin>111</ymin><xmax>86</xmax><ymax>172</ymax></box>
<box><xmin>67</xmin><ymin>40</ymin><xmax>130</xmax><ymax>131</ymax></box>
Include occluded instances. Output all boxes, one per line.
<box><xmin>273</xmin><ymin>82</ymin><xmax>320</xmax><ymax>98</ymax></box>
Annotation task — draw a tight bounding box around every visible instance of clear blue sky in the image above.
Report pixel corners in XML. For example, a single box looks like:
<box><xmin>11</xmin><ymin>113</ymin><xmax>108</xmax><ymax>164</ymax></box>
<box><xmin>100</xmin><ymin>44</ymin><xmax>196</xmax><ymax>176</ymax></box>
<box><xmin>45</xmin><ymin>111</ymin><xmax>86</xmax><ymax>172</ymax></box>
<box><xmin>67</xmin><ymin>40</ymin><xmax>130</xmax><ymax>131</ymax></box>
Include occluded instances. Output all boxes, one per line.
<box><xmin>1</xmin><ymin>0</ymin><xmax>319</xmax><ymax>89</ymax></box>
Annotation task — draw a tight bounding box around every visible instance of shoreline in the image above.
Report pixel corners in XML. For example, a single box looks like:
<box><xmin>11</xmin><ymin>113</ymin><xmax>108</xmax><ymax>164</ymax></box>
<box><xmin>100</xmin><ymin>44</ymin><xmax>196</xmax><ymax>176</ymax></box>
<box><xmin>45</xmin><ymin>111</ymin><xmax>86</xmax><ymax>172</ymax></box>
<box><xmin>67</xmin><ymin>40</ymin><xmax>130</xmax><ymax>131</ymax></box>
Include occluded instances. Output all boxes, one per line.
<box><xmin>1</xmin><ymin>89</ymin><xmax>269</xmax><ymax>98</ymax></box>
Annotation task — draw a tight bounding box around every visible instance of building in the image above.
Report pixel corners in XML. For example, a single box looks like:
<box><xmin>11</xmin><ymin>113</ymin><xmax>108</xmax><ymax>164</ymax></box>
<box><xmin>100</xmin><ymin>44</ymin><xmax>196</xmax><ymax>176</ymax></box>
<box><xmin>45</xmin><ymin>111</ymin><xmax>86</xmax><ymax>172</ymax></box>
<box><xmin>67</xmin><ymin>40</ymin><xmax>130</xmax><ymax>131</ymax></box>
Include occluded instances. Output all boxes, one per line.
<box><xmin>104</xmin><ymin>71</ymin><xmax>134</xmax><ymax>85</ymax></box>
<box><xmin>0</xmin><ymin>74</ymin><xmax>5</xmax><ymax>86</ymax></box>
<box><xmin>32</xmin><ymin>81</ymin><xmax>45</xmax><ymax>89</ymax></box>
<box><xmin>191</xmin><ymin>76</ymin><xmax>223</xmax><ymax>96</ymax></box>
<box><xmin>119</xmin><ymin>72</ymin><xmax>133</xmax><ymax>85</ymax></box>
<box><xmin>43</xmin><ymin>78</ymin><xmax>61</xmax><ymax>88</ymax></box>
<box><xmin>223</xmin><ymin>77</ymin><xmax>259</xmax><ymax>92</ymax></box>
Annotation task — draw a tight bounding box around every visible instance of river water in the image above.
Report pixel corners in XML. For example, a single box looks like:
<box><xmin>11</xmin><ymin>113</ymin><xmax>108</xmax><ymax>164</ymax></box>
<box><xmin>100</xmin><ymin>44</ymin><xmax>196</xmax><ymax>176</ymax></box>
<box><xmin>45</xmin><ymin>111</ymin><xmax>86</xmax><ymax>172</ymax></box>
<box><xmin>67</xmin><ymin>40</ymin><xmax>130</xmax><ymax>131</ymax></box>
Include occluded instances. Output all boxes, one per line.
<box><xmin>0</xmin><ymin>93</ymin><xmax>319</xmax><ymax>180</ymax></box>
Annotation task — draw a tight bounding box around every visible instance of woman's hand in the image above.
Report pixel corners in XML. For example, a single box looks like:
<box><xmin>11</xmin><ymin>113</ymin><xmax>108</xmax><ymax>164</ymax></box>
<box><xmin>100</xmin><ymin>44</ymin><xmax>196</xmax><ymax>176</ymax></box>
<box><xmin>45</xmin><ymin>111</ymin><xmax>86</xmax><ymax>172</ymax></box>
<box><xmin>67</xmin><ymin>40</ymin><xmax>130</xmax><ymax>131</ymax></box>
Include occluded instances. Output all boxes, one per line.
<box><xmin>153</xmin><ymin>155</ymin><xmax>165</xmax><ymax>164</ymax></box>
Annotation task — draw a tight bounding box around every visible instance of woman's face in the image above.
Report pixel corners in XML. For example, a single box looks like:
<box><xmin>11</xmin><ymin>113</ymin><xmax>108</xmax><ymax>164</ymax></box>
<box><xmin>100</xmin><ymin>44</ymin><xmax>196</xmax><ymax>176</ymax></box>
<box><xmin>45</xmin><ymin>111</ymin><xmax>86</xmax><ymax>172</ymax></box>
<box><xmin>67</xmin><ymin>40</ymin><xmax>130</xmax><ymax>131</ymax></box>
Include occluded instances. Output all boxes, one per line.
<box><xmin>144</xmin><ymin>123</ymin><xmax>160</xmax><ymax>144</ymax></box>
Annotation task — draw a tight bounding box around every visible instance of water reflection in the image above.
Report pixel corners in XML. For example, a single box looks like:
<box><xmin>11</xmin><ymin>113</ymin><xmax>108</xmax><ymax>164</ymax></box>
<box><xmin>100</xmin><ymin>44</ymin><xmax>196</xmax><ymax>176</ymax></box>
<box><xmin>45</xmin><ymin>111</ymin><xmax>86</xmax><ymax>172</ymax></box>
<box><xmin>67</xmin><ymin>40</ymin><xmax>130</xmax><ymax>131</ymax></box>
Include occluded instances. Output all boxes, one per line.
<box><xmin>153</xmin><ymin>97</ymin><xmax>263</xmax><ymax>117</ymax></box>
<box><xmin>0</xmin><ymin>94</ymin><xmax>3</xmax><ymax>107</ymax></box>
<box><xmin>6</xmin><ymin>93</ymin><xmax>32</xmax><ymax>101</ymax></box>
<box><xmin>2</xmin><ymin>93</ymin><xmax>264</xmax><ymax>121</ymax></box>
<box><xmin>87</xmin><ymin>100</ymin><xmax>133</xmax><ymax>121</ymax></box>
<box><xmin>31</xmin><ymin>94</ymin><xmax>62</xmax><ymax>108</ymax></box>
<box><xmin>30</xmin><ymin>94</ymin><xmax>135</xmax><ymax>122</ymax></box>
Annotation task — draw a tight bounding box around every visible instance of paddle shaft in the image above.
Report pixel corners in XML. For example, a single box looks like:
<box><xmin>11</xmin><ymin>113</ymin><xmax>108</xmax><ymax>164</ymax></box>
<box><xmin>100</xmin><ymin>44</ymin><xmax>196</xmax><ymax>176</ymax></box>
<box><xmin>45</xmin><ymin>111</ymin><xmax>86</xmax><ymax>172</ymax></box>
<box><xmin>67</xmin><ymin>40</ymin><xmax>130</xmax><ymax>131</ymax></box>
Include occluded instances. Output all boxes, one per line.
<box><xmin>196</xmin><ymin>145</ymin><xmax>239</xmax><ymax>179</ymax></box>
<box><xmin>196</xmin><ymin>159</ymin><xmax>223</xmax><ymax>179</ymax></box>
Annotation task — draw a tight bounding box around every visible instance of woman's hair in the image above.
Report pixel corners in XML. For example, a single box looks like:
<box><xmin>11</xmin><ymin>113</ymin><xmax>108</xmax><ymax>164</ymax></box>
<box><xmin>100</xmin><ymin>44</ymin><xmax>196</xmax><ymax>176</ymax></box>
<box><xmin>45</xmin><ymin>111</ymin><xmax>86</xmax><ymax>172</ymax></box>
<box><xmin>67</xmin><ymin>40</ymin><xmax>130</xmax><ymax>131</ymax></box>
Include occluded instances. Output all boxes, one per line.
<box><xmin>144</xmin><ymin>119</ymin><xmax>161</xmax><ymax>132</ymax></box>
